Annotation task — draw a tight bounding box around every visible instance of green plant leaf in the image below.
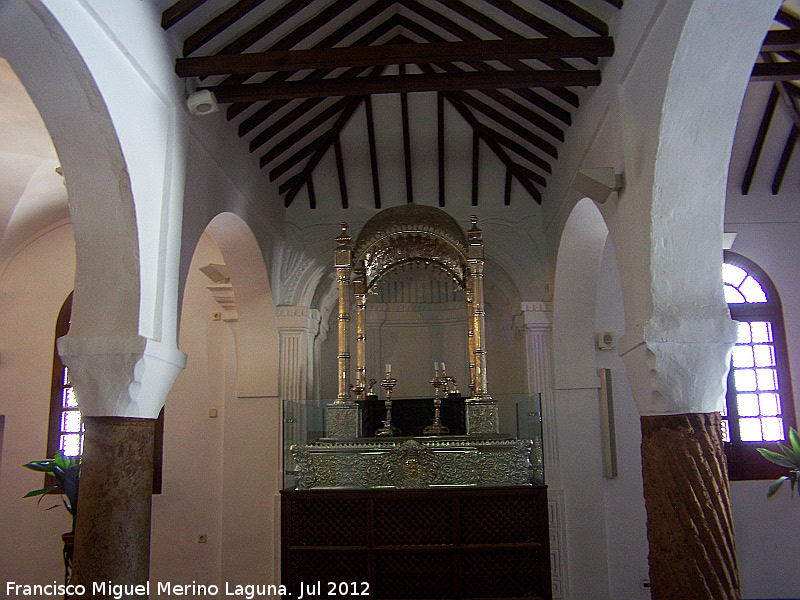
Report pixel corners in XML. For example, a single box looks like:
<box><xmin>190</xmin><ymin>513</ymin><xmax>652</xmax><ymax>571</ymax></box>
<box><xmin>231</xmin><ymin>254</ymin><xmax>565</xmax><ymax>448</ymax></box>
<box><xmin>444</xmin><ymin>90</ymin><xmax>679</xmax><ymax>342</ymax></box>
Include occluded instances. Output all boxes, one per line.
<box><xmin>22</xmin><ymin>460</ymin><xmax>54</xmax><ymax>473</ymax></box>
<box><xmin>23</xmin><ymin>486</ymin><xmax>57</xmax><ymax>498</ymax></box>
<box><xmin>758</xmin><ymin>448</ymin><xmax>799</xmax><ymax>469</ymax></box>
<box><xmin>767</xmin><ymin>476</ymin><xmax>789</xmax><ymax>498</ymax></box>
<box><xmin>789</xmin><ymin>427</ymin><xmax>800</xmax><ymax>452</ymax></box>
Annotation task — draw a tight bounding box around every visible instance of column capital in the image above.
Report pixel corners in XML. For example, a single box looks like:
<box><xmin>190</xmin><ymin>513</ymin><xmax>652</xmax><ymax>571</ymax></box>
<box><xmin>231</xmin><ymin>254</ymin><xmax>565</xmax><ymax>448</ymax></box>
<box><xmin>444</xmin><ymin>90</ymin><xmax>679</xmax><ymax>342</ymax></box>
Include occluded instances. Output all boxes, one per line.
<box><xmin>57</xmin><ymin>335</ymin><xmax>186</xmax><ymax>418</ymax></box>
<box><xmin>520</xmin><ymin>301</ymin><xmax>553</xmax><ymax>328</ymax></box>
<box><xmin>275</xmin><ymin>305</ymin><xmax>322</xmax><ymax>333</ymax></box>
<box><xmin>620</xmin><ymin>314</ymin><xmax>738</xmax><ymax>416</ymax></box>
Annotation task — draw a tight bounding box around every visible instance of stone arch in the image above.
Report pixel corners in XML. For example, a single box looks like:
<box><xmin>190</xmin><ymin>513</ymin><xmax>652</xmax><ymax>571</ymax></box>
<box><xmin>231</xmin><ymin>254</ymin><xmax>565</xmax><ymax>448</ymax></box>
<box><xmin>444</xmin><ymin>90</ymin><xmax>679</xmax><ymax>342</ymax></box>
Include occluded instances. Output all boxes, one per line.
<box><xmin>553</xmin><ymin>198</ymin><xmax>609</xmax><ymax>390</ymax></box>
<box><xmin>205</xmin><ymin>212</ymin><xmax>279</xmax><ymax>399</ymax></box>
<box><xmin>613</xmin><ymin>0</ymin><xmax>781</xmax><ymax>416</ymax></box>
<box><xmin>0</xmin><ymin>2</ymin><xmax>141</xmax><ymax>341</ymax></box>
<box><xmin>0</xmin><ymin>1</ymin><xmax>187</xmax><ymax>418</ymax></box>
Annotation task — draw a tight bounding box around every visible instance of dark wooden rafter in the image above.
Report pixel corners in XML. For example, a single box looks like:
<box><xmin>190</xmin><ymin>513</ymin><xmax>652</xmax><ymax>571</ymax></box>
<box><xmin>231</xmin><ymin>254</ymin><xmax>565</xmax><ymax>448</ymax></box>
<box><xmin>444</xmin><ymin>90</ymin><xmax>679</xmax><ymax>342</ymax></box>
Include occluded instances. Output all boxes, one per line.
<box><xmin>761</xmin><ymin>28</ymin><xmax>800</xmax><ymax>52</ymax></box>
<box><xmin>458</xmin><ymin>91</ymin><xmax>558</xmax><ymax>157</ymax></box>
<box><xmin>162</xmin><ymin>0</ymin><xmax>207</xmax><ymax>30</ymax></box>
<box><xmin>260</xmin><ymin>97</ymin><xmax>351</xmax><ymax>166</ymax></box>
<box><xmin>306</xmin><ymin>172</ymin><xmax>317</xmax><ymax>209</ymax></box>
<box><xmin>536</xmin><ymin>0</ymin><xmax>609</xmax><ymax>36</ymax></box>
<box><xmin>333</xmin><ymin>136</ymin><xmax>349</xmax><ymax>208</ymax></box>
<box><xmin>364</xmin><ymin>95</ymin><xmax>382</xmax><ymax>209</ymax></box>
<box><xmin>279</xmin><ymin>96</ymin><xmax>365</xmax><ymax>206</ymax></box>
<box><xmin>742</xmin><ymin>84</ymin><xmax>779</xmax><ymax>195</ymax></box>
<box><xmin>437</xmin><ymin>92</ymin><xmax>445</xmax><ymax>208</ymax></box>
<box><xmin>772</xmin><ymin>124</ymin><xmax>799</xmax><ymax>194</ymax></box>
<box><xmin>429</xmin><ymin>0</ymin><xmax>588</xmax><ymax>106</ymax></box>
<box><xmin>399</xmin><ymin>0</ymin><xmax>582</xmax><ymax>107</ymax></box>
<box><xmin>776</xmin><ymin>8</ymin><xmax>800</xmax><ymax>30</ymax></box>
<box><xmin>248</xmin><ymin>97</ymin><xmax>326</xmax><ymax>151</ymax></box>
<box><xmin>400</xmin><ymin>64</ymin><xmax>414</xmax><ymax>204</ymax></box>
<box><xmin>472</xmin><ymin>129</ymin><xmax>480</xmax><ymax>206</ymax></box>
<box><xmin>237</xmin><ymin>15</ymin><xmax>401</xmax><ymax>134</ymax></box>
<box><xmin>444</xmin><ymin>91</ymin><xmax>543</xmax><ymax>203</ymax></box>
<box><xmin>267</xmin><ymin>65</ymin><xmax>387</xmax><ymax>176</ymax></box>
<box><xmin>751</xmin><ymin>61</ymin><xmax>800</xmax><ymax>82</ymax></box>
<box><xmin>744</xmin><ymin>46</ymin><xmax>800</xmax><ymax>195</ymax></box>
<box><xmin>176</xmin><ymin>36</ymin><xmax>614</xmax><ymax>77</ymax></box>
<box><xmin>504</xmin><ymin>167</ymin><xmax>513</xmax><ymax>206</ymax></box>
<box><xmin>182</xmin><ymin>0</ymin><xmax>276</xmax><ymax>55</ymax></box>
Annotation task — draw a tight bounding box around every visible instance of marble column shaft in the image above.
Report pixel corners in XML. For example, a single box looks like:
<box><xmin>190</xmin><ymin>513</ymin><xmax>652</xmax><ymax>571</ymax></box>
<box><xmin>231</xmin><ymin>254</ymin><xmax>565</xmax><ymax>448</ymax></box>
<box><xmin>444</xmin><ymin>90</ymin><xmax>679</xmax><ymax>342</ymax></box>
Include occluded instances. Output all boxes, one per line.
<box><xmin>72</xmin><ymin>416</ymin><xmax>156</xmax><ymax>599</ymax></box>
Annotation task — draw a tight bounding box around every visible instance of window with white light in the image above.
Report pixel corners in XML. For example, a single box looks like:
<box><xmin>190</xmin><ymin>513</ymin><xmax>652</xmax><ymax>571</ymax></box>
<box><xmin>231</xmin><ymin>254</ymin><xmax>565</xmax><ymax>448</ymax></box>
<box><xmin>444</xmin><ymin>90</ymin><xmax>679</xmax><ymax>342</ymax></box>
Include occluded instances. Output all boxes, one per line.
<box><xmin>723</xmin><ymin>252</ymin><xmax>797</xmax><ymax>480</ymax></box>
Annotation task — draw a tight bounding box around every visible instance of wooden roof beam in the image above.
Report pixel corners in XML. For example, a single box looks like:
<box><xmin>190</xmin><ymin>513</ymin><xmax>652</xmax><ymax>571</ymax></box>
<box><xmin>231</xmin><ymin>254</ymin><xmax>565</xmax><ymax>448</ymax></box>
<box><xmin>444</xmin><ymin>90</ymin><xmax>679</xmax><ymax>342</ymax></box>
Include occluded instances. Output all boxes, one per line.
<box><xmin>762</xmin><ymin>29</ymin><xmax>800</xmax><ymax>53</ymax></box>
<box><xmin>206</xmin><ymin>69</ymin><xmax>601</xmax><ymax>103</ymax></box>
<box><xmin>176</xmin><ymin>36</ymin><xmax>614</xmax><ymax>77</ymax></box>
<box><xmin>751</xmin><ymin>60</ymin><xmax>800</xmax><ymax>81</ymax></box>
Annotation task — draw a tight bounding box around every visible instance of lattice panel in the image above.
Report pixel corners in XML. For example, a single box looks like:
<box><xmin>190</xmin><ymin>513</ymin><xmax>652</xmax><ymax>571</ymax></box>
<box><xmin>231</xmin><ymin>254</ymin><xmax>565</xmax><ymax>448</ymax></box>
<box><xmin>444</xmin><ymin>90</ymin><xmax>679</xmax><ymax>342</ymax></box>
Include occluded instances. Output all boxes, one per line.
<box><xmin>374</xmin><ymin>551</ymin><xmax>456</xmax><ymax>599</ymax></box>
<box><xmin>462</xmin><ymin>547</ymin><xmax>548</xmax><ymax>599</ymax></box>
<box><xmin>285</xmin><ymin>550</ymin><xmax>369</xmax><ymax>597</ymax></box>
<box><xmin>460</xmin><ymin>493</ymin><xmax>544</xmax><ymax>544</ymax></box>
<box><xmin>289</xmin><ymin>499</ymin><xmax>368</xmax><ymax>546</ymax></box>
<box><xmin>373</xmin><ymin>498</ymin><xmax>452</xmax><ymax>546</ymax></box>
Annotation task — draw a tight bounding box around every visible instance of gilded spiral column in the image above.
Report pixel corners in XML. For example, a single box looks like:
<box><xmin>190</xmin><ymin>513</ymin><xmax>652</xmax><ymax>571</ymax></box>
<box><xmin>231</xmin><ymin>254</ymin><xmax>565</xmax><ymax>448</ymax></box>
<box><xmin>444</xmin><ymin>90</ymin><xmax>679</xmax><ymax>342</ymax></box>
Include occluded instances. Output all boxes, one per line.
<box><xmin>640</xmin><ymin>412</ymin><xmax>740</xmax><ymax>600</ymax></box>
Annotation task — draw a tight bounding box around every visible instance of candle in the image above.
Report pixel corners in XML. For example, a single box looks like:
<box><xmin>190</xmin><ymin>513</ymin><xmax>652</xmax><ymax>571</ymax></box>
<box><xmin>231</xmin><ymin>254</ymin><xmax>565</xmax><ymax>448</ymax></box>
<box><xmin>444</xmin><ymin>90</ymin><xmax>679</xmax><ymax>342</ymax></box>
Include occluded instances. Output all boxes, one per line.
<box><xmin>434</xmin><ymin>362</ymin><xmax>439</xmax><ymax>377</ymax></box>
<box><xmin>441</xmin><ymin>362</ymin><xmax>446</xmax><ymax>373</ymax></box>
<box><xmin>385</xmin><ymin>364</ymin><xmax>391</xmax><ymax>376</ymax></box>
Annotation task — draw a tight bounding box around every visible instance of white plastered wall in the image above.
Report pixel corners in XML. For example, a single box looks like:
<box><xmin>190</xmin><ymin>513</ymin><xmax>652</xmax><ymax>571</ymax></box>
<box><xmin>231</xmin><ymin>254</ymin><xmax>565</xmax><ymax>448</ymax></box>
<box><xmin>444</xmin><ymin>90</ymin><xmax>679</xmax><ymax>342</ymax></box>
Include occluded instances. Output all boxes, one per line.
<box><xmin>0</xmin><ymin>223</ymin><xmax>76</xmax><ymax>586</ymax></box>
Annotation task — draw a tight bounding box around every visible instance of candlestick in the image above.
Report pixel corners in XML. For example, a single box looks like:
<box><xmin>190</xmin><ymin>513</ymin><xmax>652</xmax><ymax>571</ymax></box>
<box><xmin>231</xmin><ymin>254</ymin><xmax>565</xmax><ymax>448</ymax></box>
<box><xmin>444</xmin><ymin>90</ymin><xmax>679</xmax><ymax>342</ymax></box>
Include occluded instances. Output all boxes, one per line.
<box><xmin>375</xmin><ymin>375</ymin><xmax>399</xmax><ymax>437</ymax></box>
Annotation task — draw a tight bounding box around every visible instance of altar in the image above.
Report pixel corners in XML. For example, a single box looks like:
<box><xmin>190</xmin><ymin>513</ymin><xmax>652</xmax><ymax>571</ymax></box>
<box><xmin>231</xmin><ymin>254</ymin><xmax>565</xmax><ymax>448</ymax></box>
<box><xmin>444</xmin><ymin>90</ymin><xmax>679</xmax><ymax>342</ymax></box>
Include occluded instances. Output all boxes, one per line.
<box><xmin>283</xmin><ymin>205</ymin><xmax>550</xmax><ymax>599</ymax></box>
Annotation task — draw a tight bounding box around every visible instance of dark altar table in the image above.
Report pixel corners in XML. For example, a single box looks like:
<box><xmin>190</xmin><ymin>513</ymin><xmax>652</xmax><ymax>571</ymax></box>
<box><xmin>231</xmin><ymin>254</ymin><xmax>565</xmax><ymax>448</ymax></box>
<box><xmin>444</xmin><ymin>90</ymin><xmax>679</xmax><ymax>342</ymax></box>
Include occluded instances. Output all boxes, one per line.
<box><xmin>358</xmin><ymin>394</ymin><xmax>466</xmax><ymax>437</ymax></box>
<box><xmin>281</xmin><ymin>485</ymin><xmax>552</xmax><ymax>599</ymax></box>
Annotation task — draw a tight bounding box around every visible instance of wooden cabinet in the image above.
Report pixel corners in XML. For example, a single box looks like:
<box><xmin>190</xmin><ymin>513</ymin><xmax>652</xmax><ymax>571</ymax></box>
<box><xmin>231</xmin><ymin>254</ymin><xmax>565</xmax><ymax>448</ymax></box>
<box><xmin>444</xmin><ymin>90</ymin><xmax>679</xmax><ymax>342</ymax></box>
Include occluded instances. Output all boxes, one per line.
<box><xmin>281</xmin><ymin>485</ymin><xmax>551</xmax><ymax>599</ymax></box>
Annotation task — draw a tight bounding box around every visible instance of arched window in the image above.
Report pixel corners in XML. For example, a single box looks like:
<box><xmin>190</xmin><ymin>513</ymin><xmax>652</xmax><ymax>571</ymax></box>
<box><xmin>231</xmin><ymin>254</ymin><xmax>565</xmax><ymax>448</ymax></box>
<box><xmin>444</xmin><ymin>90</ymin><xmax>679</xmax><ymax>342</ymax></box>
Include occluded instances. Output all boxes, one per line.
<box><xmin>47</xmin><ymin>293</ymin><xmax>164</xmax><ymax>492</ymax></box>
<box><xmin>723</xmin><ymin>251</ymin><xmax>797</xmax><ymax>480</ymax></box>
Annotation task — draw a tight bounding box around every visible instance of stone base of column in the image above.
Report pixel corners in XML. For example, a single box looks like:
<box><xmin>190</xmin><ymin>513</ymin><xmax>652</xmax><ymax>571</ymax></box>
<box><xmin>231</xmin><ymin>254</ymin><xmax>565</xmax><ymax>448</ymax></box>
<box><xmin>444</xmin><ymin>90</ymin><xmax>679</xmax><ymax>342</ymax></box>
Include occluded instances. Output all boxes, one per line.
<box><xmin>72</xmin><ymin>416</ymin><xmax>155</xmax><ymax>599</ymax></box>
<box><xmin>640</xmin><ymin>412</ymin><xmax>740</xmax><ymax>600</ymax></box>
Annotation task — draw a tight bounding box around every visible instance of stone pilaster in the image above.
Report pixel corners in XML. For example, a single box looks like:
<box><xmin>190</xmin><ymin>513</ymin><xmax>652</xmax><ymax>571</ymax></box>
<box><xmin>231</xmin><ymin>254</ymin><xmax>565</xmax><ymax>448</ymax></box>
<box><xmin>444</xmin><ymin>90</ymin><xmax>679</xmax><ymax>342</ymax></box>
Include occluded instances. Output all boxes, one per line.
<box><xmin>520</xmin><ymin>301</ymin><xmax>558</xmax><ymax>469</ymax></box>
<box><xmin>71</xmin><ymin>417</ymin><xmax>155</xmax><ymax>599</ymax></box>
<box><xmin>640</xmin><ymin>413</ymin><xmax>739</xmax><ymax>600</ymax></box>
<box><xmin>276</xmin><ymin>306</ymin><xmax>322</xmax><ymax>402</ymax></box>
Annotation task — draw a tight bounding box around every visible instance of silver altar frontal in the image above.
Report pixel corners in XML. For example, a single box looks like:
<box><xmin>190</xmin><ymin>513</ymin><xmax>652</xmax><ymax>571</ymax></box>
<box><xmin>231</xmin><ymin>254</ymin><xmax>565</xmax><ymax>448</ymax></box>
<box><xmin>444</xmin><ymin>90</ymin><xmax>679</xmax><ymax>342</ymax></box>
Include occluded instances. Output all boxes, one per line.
<box><xmin>287</xmin><ymin>205</ymin><xmax>544</xmax><ymax>490</ymax></box>
<box><xmin>292</xmin><ymin>438</ymin><xmax>544</xmax><ymax>490</ymax></box>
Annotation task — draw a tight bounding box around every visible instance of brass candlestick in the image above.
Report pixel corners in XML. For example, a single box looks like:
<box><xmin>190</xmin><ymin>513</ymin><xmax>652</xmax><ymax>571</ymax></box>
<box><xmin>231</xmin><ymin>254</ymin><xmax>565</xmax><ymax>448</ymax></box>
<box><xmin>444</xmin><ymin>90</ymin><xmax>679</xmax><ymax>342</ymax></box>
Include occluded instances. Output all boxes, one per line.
<box><xmin>375</xmin><ymin>374</ymin><xmax>400</xmax><ymax>437</ymax></box>
<box><xmin>423</xmin><ymin>376</ymin><xmax>449</xmax><ymax>435</ymax></box>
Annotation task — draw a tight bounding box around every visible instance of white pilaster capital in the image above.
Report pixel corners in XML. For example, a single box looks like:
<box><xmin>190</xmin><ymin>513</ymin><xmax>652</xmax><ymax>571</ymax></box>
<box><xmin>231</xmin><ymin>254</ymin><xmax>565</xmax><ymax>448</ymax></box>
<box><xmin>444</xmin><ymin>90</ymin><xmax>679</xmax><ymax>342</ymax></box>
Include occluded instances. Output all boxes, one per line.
<box><xmin>275</xmin><ymin>305</ymin><xmax>322</xmax><ymax>334</ymax></box>
<box><xmin>520</xmin><ymin>301</ymin><xmax>553</xmax><ymax>329</ymax></box>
